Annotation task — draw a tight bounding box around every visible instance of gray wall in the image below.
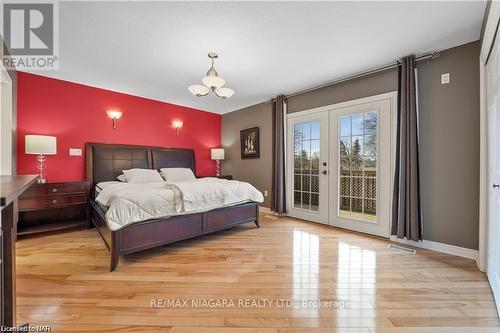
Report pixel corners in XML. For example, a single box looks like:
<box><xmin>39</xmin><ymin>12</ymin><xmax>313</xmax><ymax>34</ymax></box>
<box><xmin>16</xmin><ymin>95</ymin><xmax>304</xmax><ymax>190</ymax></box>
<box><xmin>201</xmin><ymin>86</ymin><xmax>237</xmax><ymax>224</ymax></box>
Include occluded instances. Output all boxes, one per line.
<box><xmin>287</xmin><ymin>69</ymin><xmax>397</xmax><ymax>113</ymax></box>
<box><xmin>222</xmin><ymin>102</ymin><xmax>273</xmax><ymax>207</ymax></box>
<box><xmin>418</xmin><ymin>41</ymin><xmax>479</xmax><ymax>249</ymax></box>
<box><xmin>222</xmin><ymin>41</ymin><xmax>480</xmax><ymax>249</ymax></box>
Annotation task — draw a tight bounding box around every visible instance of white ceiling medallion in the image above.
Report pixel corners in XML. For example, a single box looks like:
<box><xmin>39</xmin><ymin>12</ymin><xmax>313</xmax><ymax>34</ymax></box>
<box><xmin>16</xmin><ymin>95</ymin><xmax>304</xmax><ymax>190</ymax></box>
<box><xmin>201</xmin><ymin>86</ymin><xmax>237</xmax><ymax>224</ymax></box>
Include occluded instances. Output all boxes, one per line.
<box><xmin>188</xmin><ymin>52</ymin><xmax>235</xmax><ymax>99</ymax></box>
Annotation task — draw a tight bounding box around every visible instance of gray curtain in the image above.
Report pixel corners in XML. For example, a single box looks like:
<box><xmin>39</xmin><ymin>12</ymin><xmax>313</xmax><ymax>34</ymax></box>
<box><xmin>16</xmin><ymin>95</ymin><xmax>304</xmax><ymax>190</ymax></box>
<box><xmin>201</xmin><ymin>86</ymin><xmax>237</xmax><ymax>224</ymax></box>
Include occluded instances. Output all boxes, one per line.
<box><xmin>391</xmin><ymin>55</ymin><xmax>423</xmax><ymax>241</ymax></box>
<box><xmin>271</xmin><ymin>95</ymin><xmax>286</xmax><ymax>214</ymax></box>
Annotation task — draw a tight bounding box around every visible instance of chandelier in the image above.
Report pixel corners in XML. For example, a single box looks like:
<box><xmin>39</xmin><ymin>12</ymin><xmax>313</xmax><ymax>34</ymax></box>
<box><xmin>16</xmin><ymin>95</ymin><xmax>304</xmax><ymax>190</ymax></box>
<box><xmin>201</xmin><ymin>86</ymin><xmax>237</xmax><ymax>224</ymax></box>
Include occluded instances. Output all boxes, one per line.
<box><xmin>188</xmin><ymin>52</ymin><xmax>235</xmax><ymax>99</ymax></box>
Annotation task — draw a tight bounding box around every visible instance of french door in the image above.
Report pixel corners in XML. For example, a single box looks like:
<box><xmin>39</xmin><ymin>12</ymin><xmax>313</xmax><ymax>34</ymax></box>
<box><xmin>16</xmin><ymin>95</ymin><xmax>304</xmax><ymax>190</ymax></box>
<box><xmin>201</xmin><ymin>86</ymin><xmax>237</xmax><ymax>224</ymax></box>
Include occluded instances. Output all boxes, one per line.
<box><xmin>287</xmin><ymin>94</ymin><xmax>394</xmax><ymax>238</ymax></box>
<box><xmin>329</xmin><ymin>99</ymin><xmax>392</xmax><ymax>237</ymax></box>
<box><xmin>286</xmin><ymin>111</ymin><xmax>330</xmax><ymax>224</ymax></box>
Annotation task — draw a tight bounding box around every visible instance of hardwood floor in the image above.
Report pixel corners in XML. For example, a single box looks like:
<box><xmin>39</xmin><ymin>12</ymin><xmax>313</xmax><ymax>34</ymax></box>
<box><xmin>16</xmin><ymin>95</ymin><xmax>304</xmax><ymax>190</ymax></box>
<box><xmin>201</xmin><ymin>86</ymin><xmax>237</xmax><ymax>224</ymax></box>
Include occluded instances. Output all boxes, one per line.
<box><xmin>16</xmin><ymin>213</ymin><xmax>500</xmax><ymax>332</ymax></box>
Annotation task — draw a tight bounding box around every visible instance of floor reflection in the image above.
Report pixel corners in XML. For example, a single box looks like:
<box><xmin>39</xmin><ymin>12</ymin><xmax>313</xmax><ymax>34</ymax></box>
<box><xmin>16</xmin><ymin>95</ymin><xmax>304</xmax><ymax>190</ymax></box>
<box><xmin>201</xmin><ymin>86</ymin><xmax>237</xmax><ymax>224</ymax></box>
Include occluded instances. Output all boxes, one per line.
<box><xmin>337</xmin><ymin>241</ymin><xmax>377</xmax><ymax>303</ymax></box>
<box><xmin>292</xmin><ymin>229</ymin><xmax>319</xmax><ymax>313</ymax></box>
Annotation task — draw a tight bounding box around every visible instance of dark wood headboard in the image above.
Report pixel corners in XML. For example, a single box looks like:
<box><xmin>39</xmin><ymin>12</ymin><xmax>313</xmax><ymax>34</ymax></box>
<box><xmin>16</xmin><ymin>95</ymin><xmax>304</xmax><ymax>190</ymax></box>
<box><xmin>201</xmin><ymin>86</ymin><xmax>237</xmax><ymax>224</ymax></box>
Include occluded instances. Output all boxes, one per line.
<box><xmin>151</xmin><ymin>148</ymin><xmax>196</xmax><ymax>172</ymax></box>
<box><xmin>86</xmin><ymin>143</ymin><xmax>196</xmax><ymax>195</ymax></box>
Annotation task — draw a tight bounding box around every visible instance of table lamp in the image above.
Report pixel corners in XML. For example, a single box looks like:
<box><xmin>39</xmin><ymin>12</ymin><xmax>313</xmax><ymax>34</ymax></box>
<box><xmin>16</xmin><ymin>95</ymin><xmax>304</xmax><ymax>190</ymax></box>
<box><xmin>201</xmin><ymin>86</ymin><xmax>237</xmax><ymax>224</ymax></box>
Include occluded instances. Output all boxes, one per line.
<box><xmin>25</xmin><ymin>135</ymin><xmax>57</xmax><ymax>183</ymax></box>
<box><xmin>211</xmin><ymin>148</ymin><xmax>225</xmax><ymax>177</ymax></box>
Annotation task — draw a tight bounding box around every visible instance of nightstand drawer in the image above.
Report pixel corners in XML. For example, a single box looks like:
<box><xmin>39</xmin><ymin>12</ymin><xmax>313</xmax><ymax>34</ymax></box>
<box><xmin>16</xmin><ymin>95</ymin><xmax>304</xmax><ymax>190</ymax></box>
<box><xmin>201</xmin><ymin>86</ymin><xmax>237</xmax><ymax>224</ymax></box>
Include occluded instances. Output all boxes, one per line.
<box><xmin>19</xmin><ymin>194</ymin><xmax>87</xmax><ymax>211</ymax></box>
<box><xmin>17</xmin><ymin>181</ymin><xmax>90</xmax><ymax>236</ymax></box>
<box><xmin>22</xmin><ymin>182</ymin><xmax>88</xmax><ymax>197</ymax></box>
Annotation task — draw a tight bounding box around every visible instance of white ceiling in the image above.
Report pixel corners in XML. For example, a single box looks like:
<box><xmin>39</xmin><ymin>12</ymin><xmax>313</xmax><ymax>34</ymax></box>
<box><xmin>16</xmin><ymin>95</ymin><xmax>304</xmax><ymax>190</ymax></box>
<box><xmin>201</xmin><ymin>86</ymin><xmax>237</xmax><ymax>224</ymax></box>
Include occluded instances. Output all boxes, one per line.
<box><xmin>29</xmin><ymin>1</ymin><xmax>486</xmax><ymax>114</ymax></box>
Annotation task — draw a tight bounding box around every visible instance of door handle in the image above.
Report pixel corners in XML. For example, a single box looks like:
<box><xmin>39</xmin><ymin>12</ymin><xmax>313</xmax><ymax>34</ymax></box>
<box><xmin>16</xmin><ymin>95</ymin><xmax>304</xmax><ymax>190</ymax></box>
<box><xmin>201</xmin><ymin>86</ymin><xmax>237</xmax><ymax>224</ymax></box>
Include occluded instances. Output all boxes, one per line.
<box><xmin>322</xmin><ymin>170</ymin><xmax>328</xmax><ymax>175</ymax></box>
<box><xmin>493</xmin><ymin>184</ymin><xmax>500</xmax><ymax>189</ymax></box>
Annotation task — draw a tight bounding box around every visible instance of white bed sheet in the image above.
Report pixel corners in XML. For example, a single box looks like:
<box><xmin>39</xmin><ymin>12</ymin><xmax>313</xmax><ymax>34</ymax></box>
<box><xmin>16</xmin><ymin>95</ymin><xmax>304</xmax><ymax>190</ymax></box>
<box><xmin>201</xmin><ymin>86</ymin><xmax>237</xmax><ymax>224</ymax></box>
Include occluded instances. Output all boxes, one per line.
<box><xmin>95</xmin><ymin>181</ymin><xmax>122</xmax><ymax>196</ymax></box>
<box><xmin>95</xmin><ymin>178</ymin><xmax>263</xmax><ymax>231</ymax></box>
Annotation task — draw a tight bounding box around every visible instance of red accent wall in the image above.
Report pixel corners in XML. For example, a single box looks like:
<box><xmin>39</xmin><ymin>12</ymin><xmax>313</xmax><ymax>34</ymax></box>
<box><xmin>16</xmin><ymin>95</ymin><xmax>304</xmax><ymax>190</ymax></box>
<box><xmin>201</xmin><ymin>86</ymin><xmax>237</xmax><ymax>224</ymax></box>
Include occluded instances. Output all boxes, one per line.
<box><xmin>16</xmin><ymin>72</ymin><xmax>221</xmax><ymax>182</ymax></box>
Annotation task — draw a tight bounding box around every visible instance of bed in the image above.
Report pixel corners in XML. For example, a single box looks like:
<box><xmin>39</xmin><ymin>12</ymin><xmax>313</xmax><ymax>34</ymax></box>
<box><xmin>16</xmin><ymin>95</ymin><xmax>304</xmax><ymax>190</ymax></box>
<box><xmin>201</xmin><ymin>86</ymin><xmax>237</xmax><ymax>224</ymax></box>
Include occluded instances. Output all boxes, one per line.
<box><xmin>86</xmin><ymin>142</ymin><xmax>260</xmax><ymax>271</ymax></box>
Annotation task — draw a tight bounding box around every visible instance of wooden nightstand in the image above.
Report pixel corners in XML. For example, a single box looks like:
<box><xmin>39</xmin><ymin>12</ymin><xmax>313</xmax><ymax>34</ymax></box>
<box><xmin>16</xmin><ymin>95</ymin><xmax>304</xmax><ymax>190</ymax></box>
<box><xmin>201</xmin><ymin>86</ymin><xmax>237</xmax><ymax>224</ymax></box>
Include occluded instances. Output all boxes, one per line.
<box><xmin>17</xmin><ymin>181</ymin><xmax>89</xmax><ymax>236</ymax></box>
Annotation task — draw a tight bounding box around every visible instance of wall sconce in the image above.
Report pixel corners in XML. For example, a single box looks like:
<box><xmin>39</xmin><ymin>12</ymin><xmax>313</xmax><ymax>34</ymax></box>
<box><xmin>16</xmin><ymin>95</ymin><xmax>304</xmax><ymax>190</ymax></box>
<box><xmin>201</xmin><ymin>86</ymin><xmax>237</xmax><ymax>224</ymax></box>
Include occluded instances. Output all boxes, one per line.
<box><xmin>106</xmin><ymin>110</ymin><xmax>123</xmax><ymax>129</ymax></box>
<box><xmin>172</xmin><ymin>120</ymin><xmax>183</xmax><ymax>136</ymax></box>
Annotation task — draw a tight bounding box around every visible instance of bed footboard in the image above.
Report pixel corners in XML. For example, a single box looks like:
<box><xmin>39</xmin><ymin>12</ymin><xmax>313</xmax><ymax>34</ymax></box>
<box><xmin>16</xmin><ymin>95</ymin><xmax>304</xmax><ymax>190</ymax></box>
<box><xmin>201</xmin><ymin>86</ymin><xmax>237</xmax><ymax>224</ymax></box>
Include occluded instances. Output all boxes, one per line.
<box><xmin>90</xmin><ymin>201</ymin><xmax>260</xmax><ymax>271</ymax></box>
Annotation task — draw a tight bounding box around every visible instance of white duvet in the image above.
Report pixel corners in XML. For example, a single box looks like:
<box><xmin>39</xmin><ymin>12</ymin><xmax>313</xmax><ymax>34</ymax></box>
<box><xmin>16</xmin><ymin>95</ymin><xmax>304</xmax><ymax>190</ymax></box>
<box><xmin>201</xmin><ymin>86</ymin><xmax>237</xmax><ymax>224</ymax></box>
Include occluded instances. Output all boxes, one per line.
<box><xmin>95</xmin><ymin>178</ymin><xmax>264</xmax><ymax>230</ymax></box>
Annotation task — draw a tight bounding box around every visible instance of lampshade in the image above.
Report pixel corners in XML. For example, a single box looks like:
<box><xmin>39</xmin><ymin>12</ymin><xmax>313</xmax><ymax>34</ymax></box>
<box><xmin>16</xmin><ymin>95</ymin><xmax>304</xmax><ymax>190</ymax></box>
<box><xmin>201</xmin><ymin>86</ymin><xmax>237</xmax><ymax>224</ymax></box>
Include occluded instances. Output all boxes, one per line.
<box><xmin>215</xmin><ymin>87</ymin><xmax>235</xmax><ymax>99</ymax></box>
<box><xmin>202</xmin><ymin>75</ymin><xmax>225</xmax><ymax>89</ymax></box>
<box><xmin>25</xmin><ymin>135</ymin><xmax>57</xmax><ymax>155</ymax></box>
<box><xmin>211</xmin><ymin>148</ymin><xmax>225</xmax><ymax>160</ymax></box>
<box><xmin>188</xmin><ymin>84</ymin><xmax>210</xmax><ymax>97</ymax></box>
<box><xmin>172</xmin><ymin>120</ymin><xmax>183</xmax><ymax>129</ymax></box>
<box><xmin>106</xmin><ymin>110</ymin><xmax>123</xmax><ymax>119</ymax></box>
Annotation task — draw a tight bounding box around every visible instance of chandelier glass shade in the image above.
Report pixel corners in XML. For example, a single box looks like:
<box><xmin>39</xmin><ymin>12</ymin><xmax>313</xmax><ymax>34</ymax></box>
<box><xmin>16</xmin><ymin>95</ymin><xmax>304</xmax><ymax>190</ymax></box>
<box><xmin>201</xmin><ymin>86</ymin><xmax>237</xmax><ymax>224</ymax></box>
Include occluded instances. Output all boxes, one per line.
<box><xmin>189</xmin><ymin>52</ymin><xmax>234</xmax><ymax>99</ymax></box>
<box><xmin>202</xmin><ymin>75</ymin><xmax>225</xmax><ymax>90</ymax></box>
<box><xmin>215</xmin><ymin>87</ymin><xmax>235</xmax><ymax>99</ymax></box>
<box><xmin>188</xmin><ymin>85</ymin><xmax>209</xmax><ymax>97</ymax></box>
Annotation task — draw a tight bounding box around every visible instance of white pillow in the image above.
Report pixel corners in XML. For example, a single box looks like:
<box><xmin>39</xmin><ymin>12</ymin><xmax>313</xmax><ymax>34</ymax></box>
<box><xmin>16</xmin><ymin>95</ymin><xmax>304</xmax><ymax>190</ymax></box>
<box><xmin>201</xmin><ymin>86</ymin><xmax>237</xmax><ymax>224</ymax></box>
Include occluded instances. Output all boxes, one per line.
<box><xmin>122</xmin><ymin>168</ymin><xmax>164</xmax><ymax>183</ymax></box>
<box><xmin>96</xmin><ymin>181</ymin><xmax>121</xmax><ymax>191</ymax></box>
<box><xmin>160</xmin><ymin>167</ymin><xmax>196</xmax><ymax>182</ymax></box>
<box><xmin>117</xmin><ymin>174</ymin><xmax>127</xmax><ymax>182</ymax></box>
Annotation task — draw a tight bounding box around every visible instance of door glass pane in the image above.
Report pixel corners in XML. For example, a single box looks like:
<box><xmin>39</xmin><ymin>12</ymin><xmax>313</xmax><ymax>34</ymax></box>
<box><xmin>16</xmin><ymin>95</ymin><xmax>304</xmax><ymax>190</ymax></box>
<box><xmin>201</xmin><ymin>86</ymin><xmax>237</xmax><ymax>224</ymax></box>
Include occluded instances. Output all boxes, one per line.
<box><xmin>352</xmin><ymin>198</ymin><xmax>363</xmax><ymax>219</ymax></box>
<box><xmin>311</xmin><ymin>193</ymin><xmax>319</xmax><ymax>211</ymax></box>
<box><xmin>364</xmin><ymin>112</ymin><xmax>377</xmax><ymax>156</ymax></box>
<box><xmin>339</xmin><ymin>196</ymin><xmax>351</xmax><ymax>218</ymax></box>
<box><xmin>339</xmin><ymin>137</ymin><xmax>350</xmax><ymax>157</ymax></box>
<box><xmin>293</xmin><ymin>120</ymin><xmax>321</xmax><ymax>211</ymax></box>
<box><xmin>294</xmin><ymin>191</ymin><xmax>301</xmax><ymax>207</ymax></box>
<box><xmin>352</xmin><ymin>136</ymin><xmax>363</xmax><ymax>155</ymax></box>
<box><xmin>338</xmin><ymin>112</ymin><xmax>377</xmax><ymax>222</ymax></box>
<box><xmin>311</xmin><ymin>140</ymin><xmax>320</xmax><ymax>169</ymax></box>
<box><xmin>352</xmin><ymin>114</ymin><xmax>364</xmax><ymax>135</ymax></box>
<box><xmin>340</xmin><ymin>157</ymin><xmax>350</xmax><ymax>176</ymax></box>
<box><xmin>294</xmin><ymin>174</ymin><xmax>301</xmax><ymax>191</ymax></box>
<box><xmin>302</xmin><ymin>192</ymin><xmax>310</xmax><ymax>209</ymax></box>
<box><xmin>363</xmin><ymin>199</ymin><xmax>376</xmax><ymax>221</ymax></box>
<box><xmin>311</xmin><ymin>122</ymin><xmax>321</xmax><ymax>140</ymax></box>
<box><xmin>302</xmin><ymin>122</ymin><xmax>311</xmax><ymax>140</ymax></box>
<box><xmin>302</xmin><ymin>175</ymin><xmax>310</xmax><ymax>191</ymax></box>
<box><xmin>311</xmin><ymin>176</ymin><xmax>319</xmax><ymax>193</ymax></box>
<box><xmin>340</xmin><ymin>117</ymin><xmax>351</xmax><ymax>136</ymax></box>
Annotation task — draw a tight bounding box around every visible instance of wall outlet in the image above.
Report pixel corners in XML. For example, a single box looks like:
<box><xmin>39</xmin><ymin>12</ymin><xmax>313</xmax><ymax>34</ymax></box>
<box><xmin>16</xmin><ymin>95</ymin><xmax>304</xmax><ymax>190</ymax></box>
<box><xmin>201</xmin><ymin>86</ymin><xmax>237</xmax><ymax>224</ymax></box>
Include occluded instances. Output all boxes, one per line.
<box><xmin>441</xmin><ymin>73</ymin><xmax>450</xmax><ymax>84</ymax></box>
<box><xmin>264</xmin><ymin>190</ymin><xmax>268</xmax><ymax>197</ymax></box>
<box><xmin>69</xmin><ymin>148</ymin><xmax>82</xmax><ymax>156</ymax></box>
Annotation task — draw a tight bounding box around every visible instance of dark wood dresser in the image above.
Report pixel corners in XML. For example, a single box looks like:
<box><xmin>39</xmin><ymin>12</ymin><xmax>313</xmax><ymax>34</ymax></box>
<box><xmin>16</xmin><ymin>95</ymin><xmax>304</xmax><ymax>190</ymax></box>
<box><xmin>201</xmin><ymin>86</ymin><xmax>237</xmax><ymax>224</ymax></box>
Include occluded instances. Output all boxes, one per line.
<box><xmin>18</xmin><ymin>181</ymin><xmax>89</xmax><ymax>236</ymax></box>
<box><xmin>0</xmin><ymin>175</ymin><xmax>38</xmax><ymax>326</ymax></box>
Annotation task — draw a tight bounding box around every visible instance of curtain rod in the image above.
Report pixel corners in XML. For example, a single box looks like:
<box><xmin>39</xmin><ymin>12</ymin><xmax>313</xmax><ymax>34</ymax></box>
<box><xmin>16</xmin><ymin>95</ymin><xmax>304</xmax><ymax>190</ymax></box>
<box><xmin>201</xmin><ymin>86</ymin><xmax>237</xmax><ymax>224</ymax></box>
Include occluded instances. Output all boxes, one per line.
<box><xmin>269</xmin><ymin>51</ymin><xmax>440</xmax><ymax>102</ymax></box>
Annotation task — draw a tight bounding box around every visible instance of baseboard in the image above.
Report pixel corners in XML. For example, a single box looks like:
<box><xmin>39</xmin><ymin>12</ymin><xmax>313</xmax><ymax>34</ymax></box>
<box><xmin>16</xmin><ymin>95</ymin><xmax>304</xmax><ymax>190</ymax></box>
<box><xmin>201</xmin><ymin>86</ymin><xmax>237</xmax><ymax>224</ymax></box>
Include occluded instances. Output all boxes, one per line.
<box><xmin>259</xmin><ymin>206</ymin><xmax>272</xmax><ymax>213</ymax></box>
<box><xmin>389</xmin><ymin>236</ymin><xmax>479</xmax><ymax>261</ymax></box>
<box><xmin>258</xmin><ymin>211</ymin><xmax>479</xmax><ymax>261</ymax></box>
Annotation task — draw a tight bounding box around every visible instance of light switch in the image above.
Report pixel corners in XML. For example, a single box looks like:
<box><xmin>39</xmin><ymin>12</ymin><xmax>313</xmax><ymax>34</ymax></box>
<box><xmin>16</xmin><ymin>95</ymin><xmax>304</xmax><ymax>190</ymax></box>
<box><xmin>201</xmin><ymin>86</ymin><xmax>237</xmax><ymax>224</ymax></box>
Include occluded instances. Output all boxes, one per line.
<box><xmin>264</xmin><ymin>190</ymin><xmax>268</xmax><ymax>197</ymax></box>
<box><xmin>69</xmin><ymin>148</ymin><xmax>82</xmax><ymax>156</ymax></box>
<box><xmin>441</xmin><ymin>73</ymin><xmax>450</xmax><ymax>84</ymax></box>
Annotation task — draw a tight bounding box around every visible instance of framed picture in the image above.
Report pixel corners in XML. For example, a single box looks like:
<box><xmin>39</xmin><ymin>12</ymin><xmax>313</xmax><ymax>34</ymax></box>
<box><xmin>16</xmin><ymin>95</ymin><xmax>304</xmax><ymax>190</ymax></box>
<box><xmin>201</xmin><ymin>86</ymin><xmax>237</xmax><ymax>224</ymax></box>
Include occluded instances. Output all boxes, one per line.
<box><xmin>240</xmin><ymin>127</ymin><xmax>260</xmax><ymax>159</ymax></box>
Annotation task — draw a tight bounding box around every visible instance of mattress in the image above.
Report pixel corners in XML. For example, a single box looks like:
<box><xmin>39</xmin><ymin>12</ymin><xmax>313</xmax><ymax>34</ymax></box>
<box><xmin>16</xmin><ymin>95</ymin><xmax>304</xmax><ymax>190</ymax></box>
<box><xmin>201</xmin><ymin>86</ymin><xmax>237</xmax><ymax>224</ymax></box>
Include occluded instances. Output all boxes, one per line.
<box><xmin>94</xmin><ymin>178</ymin><xmax>264</xmax><ymax>231</ymax></box>
<box><xmin>95</xmin><ymin>181</ymin><xmax>122</xmax><ymax>212</ymax></box>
